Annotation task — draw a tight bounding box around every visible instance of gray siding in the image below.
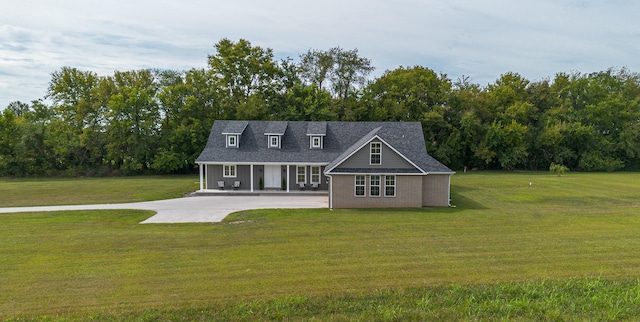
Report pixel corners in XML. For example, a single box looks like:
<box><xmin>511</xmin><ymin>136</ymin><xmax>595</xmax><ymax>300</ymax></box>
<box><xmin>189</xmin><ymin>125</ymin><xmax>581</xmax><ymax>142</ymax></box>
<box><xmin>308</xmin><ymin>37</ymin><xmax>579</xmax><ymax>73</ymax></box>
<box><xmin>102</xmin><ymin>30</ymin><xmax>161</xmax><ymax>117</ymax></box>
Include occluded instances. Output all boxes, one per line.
<box><xmin>254</xmin><ymin>165</ymin><xmax>264</xmax><ymax>190</ymax></box>
<box><xmin>235</xmin><ymin>165</ymin><xmax>251</xmax><ymax>189</ymax></box>
<box><xmin>206</xmin><ymin>164</ymin><xmax>222</xmax><ymax>189</ymax></box>
<box><xmin>336</xmin><ymin>138</ymin><xmax>415</xmax><ymax>170</ymax></box>
<box><xmin>207</xmin><ymin>163</ymin><xmax>327</xmax><ymax>191</ymax></box>
<box><xmin>288</xmin><ymin>165</ymin><xmax>328</xmax><ymax>190</ymax></box>
<box><xmin>206</xmin><ymin>164</ymin><xmax>252</xmax><ymax>190</ymax></box>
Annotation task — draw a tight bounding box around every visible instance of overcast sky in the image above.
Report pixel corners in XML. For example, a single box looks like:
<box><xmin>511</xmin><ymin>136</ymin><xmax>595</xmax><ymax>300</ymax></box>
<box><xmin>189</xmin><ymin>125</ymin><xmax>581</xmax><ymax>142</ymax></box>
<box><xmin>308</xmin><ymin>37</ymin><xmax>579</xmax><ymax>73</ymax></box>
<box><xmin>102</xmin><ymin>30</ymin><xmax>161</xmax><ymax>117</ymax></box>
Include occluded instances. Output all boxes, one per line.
<box><xmin>1</xmin><ymin>0</ymin><xmax>639</xmax><ymax>109</ymax></box>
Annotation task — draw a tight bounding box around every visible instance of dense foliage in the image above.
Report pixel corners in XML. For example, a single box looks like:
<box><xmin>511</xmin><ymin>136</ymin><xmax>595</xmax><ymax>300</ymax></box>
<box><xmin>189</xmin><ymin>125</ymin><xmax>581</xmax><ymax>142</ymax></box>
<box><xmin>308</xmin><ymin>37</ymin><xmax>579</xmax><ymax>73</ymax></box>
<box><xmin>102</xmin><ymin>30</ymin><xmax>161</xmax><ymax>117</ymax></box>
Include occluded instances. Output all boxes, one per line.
<box><xmin>2</xmin><ymin>38</ymin><xmax>640</xmax><ymax>176</ymax></box>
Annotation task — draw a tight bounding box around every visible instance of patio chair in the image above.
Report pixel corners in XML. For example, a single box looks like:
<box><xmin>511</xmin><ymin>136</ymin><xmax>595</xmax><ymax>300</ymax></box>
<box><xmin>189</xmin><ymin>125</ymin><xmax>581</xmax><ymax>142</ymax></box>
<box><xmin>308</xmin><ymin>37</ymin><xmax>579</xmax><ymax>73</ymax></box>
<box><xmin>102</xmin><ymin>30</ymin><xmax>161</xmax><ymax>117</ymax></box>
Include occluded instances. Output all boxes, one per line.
<box><xmin>298</xmin><ymin>182</ymin><xmax>305</xmax><ymax>190</ymax></box>
<box><xmin>217</xmin><ymin>181</ymin><xmax>225</xmax><ymax>190</ymax></box>
<box><xmin>233</xmin><ymin>180</ymin><xmax>241</xmax><ymax>190</ymax></box>
<box><xmin>311</xmin><ymin>182</ymin><xmax>319</xmax><ymax>191</ymax></box>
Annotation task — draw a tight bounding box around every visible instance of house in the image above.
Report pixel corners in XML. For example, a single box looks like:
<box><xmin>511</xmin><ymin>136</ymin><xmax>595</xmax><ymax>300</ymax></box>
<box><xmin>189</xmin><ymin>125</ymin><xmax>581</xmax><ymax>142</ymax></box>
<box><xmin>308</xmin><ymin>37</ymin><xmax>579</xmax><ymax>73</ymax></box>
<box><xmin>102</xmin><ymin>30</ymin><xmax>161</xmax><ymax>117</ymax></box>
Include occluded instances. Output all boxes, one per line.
<box><xmin>195</xmin><ymin>120</ymin><xmax>455</xmax><ymax>208</ymax></box>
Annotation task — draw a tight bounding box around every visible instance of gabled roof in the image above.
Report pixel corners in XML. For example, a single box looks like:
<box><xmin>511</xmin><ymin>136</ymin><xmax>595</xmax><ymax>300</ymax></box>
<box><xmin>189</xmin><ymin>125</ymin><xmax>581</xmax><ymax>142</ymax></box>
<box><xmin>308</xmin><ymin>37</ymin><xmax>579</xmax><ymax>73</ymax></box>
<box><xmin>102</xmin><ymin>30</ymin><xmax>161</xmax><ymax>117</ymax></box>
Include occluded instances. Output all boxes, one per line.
<box><xmin>196</xmin><ymin>121</ymin><xmax>453</xmax><ymax>173</ymax></box>
<box><xmin>306</xmin><ymin>122</ymin><xmax>327</xmax><ymax>136</ymax></box>
<box><xmin>325</xmin><ymin>133</ymin><xmax>430</xmax><ymax>174</ymax></box>
<box><xmin>324</xmin><ymin>127</ymin><xmax>381</xmax><ymax>172</ymax></box>
<box><xmin>221</xmin><ymin>120</ymin><xmax>248</xmax><ymax>135</ymax></box>
<box><xmin>264</xmin><ymin>121</ymin><xmax>288</xmax><ymax>135</ymax></box>
<box><xmin>323</xmin><ymin>123</ymin><xmax>453</xmax><ymax>174</ymax></box>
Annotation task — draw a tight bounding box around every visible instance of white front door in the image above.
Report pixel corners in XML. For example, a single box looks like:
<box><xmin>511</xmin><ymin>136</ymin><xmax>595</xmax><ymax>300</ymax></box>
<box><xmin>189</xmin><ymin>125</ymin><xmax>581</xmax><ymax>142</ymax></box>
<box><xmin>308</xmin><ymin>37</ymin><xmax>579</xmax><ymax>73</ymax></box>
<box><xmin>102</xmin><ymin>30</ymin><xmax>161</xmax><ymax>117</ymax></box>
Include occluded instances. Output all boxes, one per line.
<box><xmin>264</xmin><ymin>165</ymin><xmax>281</xmax><ymax>188</ymax></box>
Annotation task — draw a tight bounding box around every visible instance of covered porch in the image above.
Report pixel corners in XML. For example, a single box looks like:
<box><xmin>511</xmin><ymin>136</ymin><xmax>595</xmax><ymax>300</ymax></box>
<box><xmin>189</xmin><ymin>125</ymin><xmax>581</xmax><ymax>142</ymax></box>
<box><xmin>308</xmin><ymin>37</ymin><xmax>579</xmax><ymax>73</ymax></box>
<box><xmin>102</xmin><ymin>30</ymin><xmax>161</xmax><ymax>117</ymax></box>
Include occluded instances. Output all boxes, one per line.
<box><xmin>193</xmin><ymin>189</ymin><xmax>327</xmax><ymax>196</ymax></box>
<box><xmin>197</xmin><ymin>163</ymin><xmax>329</xmax><ymax>193</ymax></box>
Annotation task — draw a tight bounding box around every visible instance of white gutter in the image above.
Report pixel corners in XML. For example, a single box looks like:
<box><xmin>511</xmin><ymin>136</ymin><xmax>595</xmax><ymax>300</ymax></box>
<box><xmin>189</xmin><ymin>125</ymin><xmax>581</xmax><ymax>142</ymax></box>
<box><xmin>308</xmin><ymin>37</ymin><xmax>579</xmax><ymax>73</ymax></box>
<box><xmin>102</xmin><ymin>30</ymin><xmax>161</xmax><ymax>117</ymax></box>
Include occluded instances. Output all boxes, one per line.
<box><xmin>197</xmin><ymin>161</ymin><xmax>328</xmax><ymax>166</ymax></box>
<box><xmin>448</xmin><ymin>173</ymin><xmax>454</xmax><ymax>207</ymax></box>
<box><xmin>424</xmin><ymin>171</ymin><xmax>456</xmax><ymax>207</ymax></box>
<box><xmin>324</xmin><ymin>172</ymin><xmax>426</xmax><ymax>176</ymax></box>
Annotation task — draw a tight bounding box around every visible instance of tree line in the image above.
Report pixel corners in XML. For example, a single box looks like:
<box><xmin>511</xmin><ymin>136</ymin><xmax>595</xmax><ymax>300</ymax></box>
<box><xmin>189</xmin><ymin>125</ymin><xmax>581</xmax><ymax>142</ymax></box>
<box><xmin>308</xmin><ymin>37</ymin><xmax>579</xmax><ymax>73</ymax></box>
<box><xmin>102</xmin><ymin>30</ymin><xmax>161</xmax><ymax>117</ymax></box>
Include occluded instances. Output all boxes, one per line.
<box><xmin>1</xmin><ymin>38</ymin><xmax>639</xmax><ymax>176</ymax></box>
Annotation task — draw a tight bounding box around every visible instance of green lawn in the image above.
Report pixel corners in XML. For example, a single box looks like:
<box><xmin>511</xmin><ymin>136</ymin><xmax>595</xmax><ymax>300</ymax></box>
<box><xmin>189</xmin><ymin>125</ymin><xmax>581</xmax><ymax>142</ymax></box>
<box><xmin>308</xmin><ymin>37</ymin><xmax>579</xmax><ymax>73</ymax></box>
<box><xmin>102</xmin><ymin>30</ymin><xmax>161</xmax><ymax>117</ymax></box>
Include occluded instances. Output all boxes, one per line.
<box><xmin>2</xmin><ymin>172</ymin><xmax>640</xmax><ymax>320</ymax></box>
<box><xmin>0</xmin><ymin>176</ymin><xmax>199</xmax><ymax>207</ymax></box>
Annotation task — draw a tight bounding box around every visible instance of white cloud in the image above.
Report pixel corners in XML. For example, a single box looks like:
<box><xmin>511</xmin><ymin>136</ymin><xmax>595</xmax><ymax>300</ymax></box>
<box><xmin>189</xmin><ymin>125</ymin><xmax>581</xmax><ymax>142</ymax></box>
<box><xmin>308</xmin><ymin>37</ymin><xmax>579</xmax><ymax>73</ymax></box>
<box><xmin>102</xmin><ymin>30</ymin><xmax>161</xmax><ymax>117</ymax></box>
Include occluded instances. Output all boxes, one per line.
<box><xmin>1</xmin><ymin>0</ymin><xmax>640</xmax><ymax>108</ymax></box>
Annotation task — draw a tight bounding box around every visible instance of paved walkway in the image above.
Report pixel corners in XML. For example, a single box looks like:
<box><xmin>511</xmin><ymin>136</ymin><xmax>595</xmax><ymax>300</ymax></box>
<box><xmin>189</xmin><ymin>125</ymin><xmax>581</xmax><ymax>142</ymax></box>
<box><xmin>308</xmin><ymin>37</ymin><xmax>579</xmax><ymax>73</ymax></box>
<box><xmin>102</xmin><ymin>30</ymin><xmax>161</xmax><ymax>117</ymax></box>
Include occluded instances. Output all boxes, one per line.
<box><xmin>0</xmin><ymin>196</ymin><xmax>328</xmax><ymax>223</ymax></box>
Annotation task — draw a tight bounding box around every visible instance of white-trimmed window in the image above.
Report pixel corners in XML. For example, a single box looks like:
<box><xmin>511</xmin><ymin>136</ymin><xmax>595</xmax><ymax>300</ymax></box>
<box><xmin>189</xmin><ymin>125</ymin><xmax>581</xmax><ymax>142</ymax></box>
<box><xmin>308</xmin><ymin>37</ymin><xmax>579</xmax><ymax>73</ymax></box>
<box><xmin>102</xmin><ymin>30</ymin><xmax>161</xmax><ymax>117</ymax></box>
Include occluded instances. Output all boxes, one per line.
<box><xmin>370</xmin><ymin>142</ymin><xmax>381</xmax><ymax>165</ymax></box>
<box><xmin>297</xmin><ymin>166</ymin><xmax>306</xmax><ymax>184</ymax></box>
<box><xmin>370</xmin><ymin>175</ymin><xmax>381</xmax><ymax>197</ymax></box>
<box><xmin>227</xmin><ymin>135</ymin><xmax>237</xmax><ymax>148</ymax></box>
<box><xmin>355</xmin><ymin>175</ymin><xmax>366</xmax><ymax>197</ymax></box>
<box><xmin>311</xmin><ymin>166</ymin><xmax>320</xmax><ymax>184</ymax></box>
<box><xmin>223</xmin><ymin>164</ymin><xmax>237</xmax><ymax>178</ymax></box>
<box><xmin>269</xmin><ymin>135</ymin><xmax>280</xmax><ymax>148</ymax></box>
<box><xmin>311</xmin><ymin>136</ymin><xmax>322</xmax><ymax>149</ymax></box>
<box><xmin>385</xmin><ymin>175</ymin><xmax>396</xmax><ymax>197</ymax></box>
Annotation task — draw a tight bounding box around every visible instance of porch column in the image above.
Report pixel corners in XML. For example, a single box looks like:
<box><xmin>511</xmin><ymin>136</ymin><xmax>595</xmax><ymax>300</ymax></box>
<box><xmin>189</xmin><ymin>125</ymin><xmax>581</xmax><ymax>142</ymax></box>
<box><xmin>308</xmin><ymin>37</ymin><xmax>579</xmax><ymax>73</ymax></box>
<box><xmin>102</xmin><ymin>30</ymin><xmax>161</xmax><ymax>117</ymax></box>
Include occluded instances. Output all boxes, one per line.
<box><xmin>199</xmin><ymin>163</ymin><xmax>204</xmax><ymax>191</ymax></box>
<box><xmin>327</xmin><ymin>175</ymin><xmax>333</xmax><ymax>209</ymax></box>
<box><xmin>250</xmin><ymin>164</ymin><xmax>254</xmax><ymax>192</ymax></box>
<box><xmin>286</xmin><ymin>165</ymin><xmax>290</xmax><ymax>192</ymax></box>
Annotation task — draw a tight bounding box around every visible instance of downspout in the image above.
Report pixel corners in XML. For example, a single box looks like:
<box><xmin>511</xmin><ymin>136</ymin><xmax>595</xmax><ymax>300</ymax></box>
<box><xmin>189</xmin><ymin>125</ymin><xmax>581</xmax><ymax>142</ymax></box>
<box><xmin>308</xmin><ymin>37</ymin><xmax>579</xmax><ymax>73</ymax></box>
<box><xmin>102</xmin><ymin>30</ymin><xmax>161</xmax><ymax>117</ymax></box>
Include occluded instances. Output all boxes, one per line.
<box><xmin>448</xmin><ymin>173</ymin><xmax>454</xmax><ymax>207</ymax></box>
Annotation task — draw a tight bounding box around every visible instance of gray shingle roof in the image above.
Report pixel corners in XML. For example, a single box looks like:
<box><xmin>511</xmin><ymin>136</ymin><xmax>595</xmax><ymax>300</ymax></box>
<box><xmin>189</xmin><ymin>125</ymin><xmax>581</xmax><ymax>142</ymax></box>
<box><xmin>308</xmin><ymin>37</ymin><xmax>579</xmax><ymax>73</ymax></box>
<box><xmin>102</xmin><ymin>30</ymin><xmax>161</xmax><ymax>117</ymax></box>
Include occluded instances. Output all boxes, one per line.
<box><xmin>264</xmin><ymin>121</ymin><xmax>288</xmax><ymax>135</ymax></box>
<box><xmin>196</xmin><ymin>121</ymin><xmax>453</xmax><ymax>173</ymax></box>
<box><xmin>306</xmin><ymin>122</ymin><xmax>327</xmax><ymax>136</ymax></box>
<box><xmin>221</xmin><ymin>120</ymin><xmax>248</xmax><ymax>135</ymax></box>
<box><xmin>325</xmin><ymin>127</ymin><xmax>381</xmax><ymax>171</ymax></box>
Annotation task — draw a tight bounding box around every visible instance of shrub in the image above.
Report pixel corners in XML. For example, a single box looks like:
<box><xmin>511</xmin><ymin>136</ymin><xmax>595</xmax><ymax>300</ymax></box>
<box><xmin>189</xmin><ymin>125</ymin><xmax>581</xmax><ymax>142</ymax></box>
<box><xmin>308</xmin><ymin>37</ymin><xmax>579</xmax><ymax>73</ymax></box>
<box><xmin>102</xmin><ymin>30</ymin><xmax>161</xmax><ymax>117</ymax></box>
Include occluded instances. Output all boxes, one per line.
<box><xmin>549</xmin><ymin>162</ymin><xmax>569</xmax><ymax>176</ymax></box>
<box><xmin>152</xmin><ymin>151</ymin><xmax>187</xmax><ymax>174</ymax></box>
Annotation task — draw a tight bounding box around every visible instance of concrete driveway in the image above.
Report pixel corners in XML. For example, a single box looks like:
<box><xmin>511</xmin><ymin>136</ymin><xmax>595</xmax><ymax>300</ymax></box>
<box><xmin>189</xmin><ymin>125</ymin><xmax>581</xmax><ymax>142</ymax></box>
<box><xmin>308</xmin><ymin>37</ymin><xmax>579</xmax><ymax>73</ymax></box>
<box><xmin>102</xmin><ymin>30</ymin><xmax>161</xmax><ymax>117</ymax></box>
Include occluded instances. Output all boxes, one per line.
<box><xmin>0</xmin><ymin>196</ymin><xmax>328</xmax><ymax>223</ymax></box>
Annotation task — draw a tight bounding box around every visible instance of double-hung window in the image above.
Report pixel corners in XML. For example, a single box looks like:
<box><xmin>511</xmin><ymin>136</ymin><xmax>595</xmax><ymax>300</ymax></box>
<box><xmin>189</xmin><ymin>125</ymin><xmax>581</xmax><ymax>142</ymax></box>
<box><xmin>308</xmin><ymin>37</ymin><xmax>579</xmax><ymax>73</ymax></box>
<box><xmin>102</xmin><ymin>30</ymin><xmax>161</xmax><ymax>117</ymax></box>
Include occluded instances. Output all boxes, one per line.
<box><xmin>370</xmin><ymin>175</ymin><xmax>381</xmax><ymax>197</ymax></box>
<box><xmin>385</xmin><ymin>175</ymin><xmax>396</xmax><ymax>197</ymax></box>
<box><xmin>370</xmin><ymin>142</ymin><xmax>381</xmax><ymax>165</ymax></box>
<box><xmin>297</xmin><ymin>166</ymin><xmax>306</xmax><ymax>184</ymax></box>
<box><xmin>355</xmin><ymin>175</ymin><xmax>366</xmax><ymax>197</ymax></box>
<box><xmin>310</xmin><ymin>166</ymin><xmax>320</xmax><ymax>184</ymax></box>
<box><xmin>223</xmin><ymin>165</ymin><xmax>237</xmax><ymax>178</ymax></box>
<box><xmin>269</xmin><ymin>135</ymin><xmax>280</xmax><ymax>148</ymax></box>
<box><xmin>312</xmin><ymin>136</ymin><xmax>321</xmax><ymax>148</ymax></box>
<box><xmin>227</xmin><ymin>135</ymin><xmax>237</xmax><ymax>147</ymax></box>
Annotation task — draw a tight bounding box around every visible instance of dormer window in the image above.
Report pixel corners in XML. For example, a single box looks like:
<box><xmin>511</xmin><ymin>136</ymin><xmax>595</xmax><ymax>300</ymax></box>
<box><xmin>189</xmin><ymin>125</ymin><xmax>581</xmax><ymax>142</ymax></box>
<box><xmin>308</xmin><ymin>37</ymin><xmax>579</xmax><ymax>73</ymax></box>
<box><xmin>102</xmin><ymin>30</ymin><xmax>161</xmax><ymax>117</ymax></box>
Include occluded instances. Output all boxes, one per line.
<box><xmin>307</xmin><ymin>122</ymin><xmax>326</xmax><ymax>150</ymax></box>
<box><xmin>227</xmin><ymin>135</ymin><xmax>237</xmax><ymax>148</ymax></box>
<box><xmin>269</xmin><ymin>135</ymin><xmax>280</xmax><ymax>149</ymax></box>
<box><xmin>264</xmin><ymin>121</ymin><xmax>287</xmax><ymax>149</ymax></box>
<box><xmin>222</xmin><ymin>121</ymin><xmax>247</xmax><ymax>149</ymax></box>
<box><xmin>310</xmin><ymin>136</ymin><xmax>323</xmax><ymax>149</ymax></box>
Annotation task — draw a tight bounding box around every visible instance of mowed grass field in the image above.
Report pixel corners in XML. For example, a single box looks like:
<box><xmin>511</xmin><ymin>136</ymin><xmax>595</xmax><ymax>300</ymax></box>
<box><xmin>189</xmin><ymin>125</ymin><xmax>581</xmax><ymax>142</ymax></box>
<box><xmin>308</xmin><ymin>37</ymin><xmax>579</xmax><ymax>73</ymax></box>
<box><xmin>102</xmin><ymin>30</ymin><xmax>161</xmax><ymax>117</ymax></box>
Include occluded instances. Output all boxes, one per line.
<box><xmin>2</xmin><ymin>172</ymin><xmax>640</xmax><ymax>320</ymax></box>
<box><xmin>0</xmin><ymin>175</ymin><xmax>199</xmax><ymax>207</ymax></box>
